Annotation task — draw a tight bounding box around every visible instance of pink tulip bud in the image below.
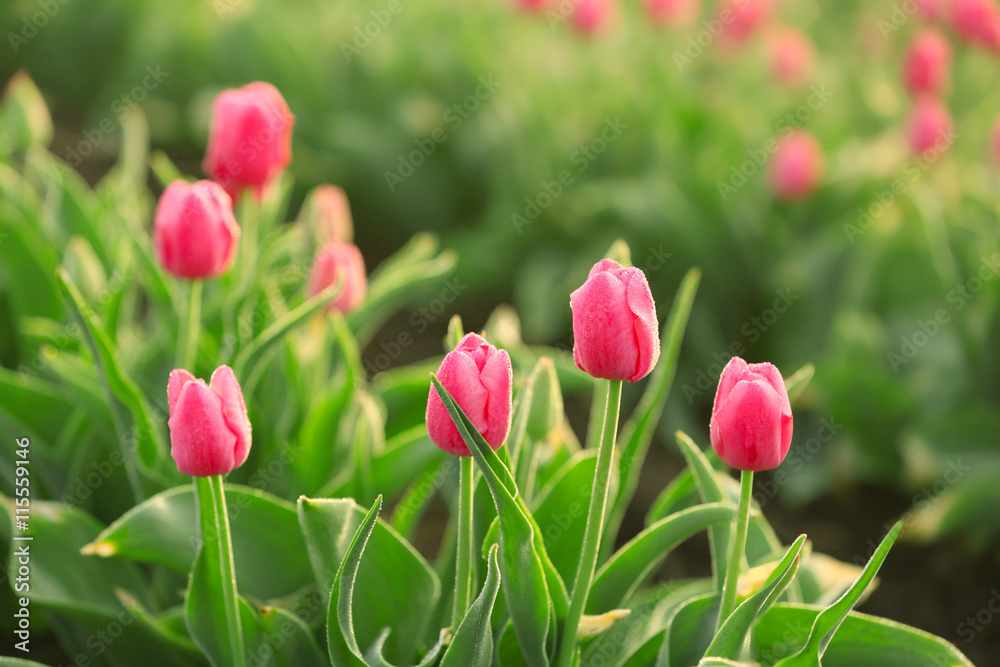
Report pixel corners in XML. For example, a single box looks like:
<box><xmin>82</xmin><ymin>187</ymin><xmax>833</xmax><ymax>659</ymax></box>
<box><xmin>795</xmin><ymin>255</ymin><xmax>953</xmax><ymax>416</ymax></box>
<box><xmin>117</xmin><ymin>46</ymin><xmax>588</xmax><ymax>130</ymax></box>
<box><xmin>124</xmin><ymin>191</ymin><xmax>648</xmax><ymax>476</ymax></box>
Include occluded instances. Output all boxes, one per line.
<box><xmin>903</xmin><ymin>29</ymin><xmax>950</xmax><ymax>97</ymax></box>
<box><xmin>426</xmin><ymin>333</ymin><xmax>513</xmax><ymax>456</ymax></box>
<box><xmin>203</xmin><ymin>82</ymin><xmax>294</xmax><ymax>199</ymax></box>
<box><xmin>710</xmin><ymin>357</ymin><xmax>793</xmax><ymax>472</ymax></box>
<box><xmin>767</xmin><ymin>26</ymin><xmax>815</xmax><ymax>86</ymax></box>
<box><xmin>153</xmin><ymin>180</ymin><xmax>240</xmax><ymax>280</ymax></box>
<box><xmin>306</xmin><ymin>241</ymin><xmax>367</xmax><ymax>313</ymax></box>
<box><xmin>571</xmin><ymin>259</ymin><xmax>660</xmax><ymax>383</ymax></box>
<box><xmin>571</xmin><ymin>0</ymin><xmax>611</xmax><ymax>34</ymax></box>
<box><xmin>646</xmin><ymin>0</ymin><xmax>699</xmax><ymax>27</ymax></box>
<box><xmin>301</xmin><ymin>185</ymin><xmax>354</xmax><ymax>244</ymax></box>
<box><xmin>952</xmin><ymin>0</ymin><xmax>1000</xmax><ymax>51</ymax></box>
<box><xmin>717</xmin><ymin>0</ymin><xmax>771</xmax><ymax>47</ymax></box>
<box><xmin>770</xmin><ymin>130</ymin><xmax>824</xmax><ymax>200</ymax></box>
<box><xmin>907</xmin><ymin>96</ymin><xmax>952</xmax><ymax>156</ymax></box>
<box><xmin>916</xmin><ymin>0</ymin><xmax>944</xmax><ymax>21</ymax></box>
<box><xmin>168</xmin><ymin>366</ymin><xmax>252</xmax><ymax>477</ymax></box>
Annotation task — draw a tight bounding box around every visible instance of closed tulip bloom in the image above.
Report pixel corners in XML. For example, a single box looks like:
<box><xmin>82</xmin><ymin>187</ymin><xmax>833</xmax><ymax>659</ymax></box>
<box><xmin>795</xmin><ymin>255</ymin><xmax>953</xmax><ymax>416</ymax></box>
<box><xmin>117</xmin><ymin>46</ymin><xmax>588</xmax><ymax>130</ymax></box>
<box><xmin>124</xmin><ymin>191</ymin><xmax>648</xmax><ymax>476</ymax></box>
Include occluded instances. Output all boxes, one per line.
<box><xmin>646</xmin><ymin>0</ymin><xmax>699</xmax><ymax>27</ymax></box>
<box><xmin>903</xmin><ymin>29</ymin><xmax>950</xmax><ymax>97</ymax></box>
<box><xmin>770</xmin><ymin>130</ymin><xmax>824</xmax><ymax>200</ymax></box>
<box><xmin>710</xmin><ymin>357</ymin><xmax>793</xmax><ymax>472</ymax></box>
<box><xmin>426</xmin><ymin>333</ymin><xmax>513</xmax><ymax>456</ymax></box>
<box><xmin>718</xmin><ymin>0</ymin><xmax>771</xmax><ymax>47</ymax></box>
<box><xmin>907</xmin><ymin>97</ymin><xmax>952</xmax><ymax>156</ymax></box>
<box><xmin>571</xmin><ymin>0</ymin><xmax>610</xmax><ymax>34</ymax></box>
<box><xmin>203</xmin><ymin>82</ymin><xmax>294</xmax><ymax>199</ymax></box>
<box><xmin>767</xmin><ymin>27</ymin><xmax>814</xmax><ymax>86</ymax></box>
<box><xmin>571</xmin><ymin>259</ymin><xmax>660</xmax><ymax>383</ymax></box>
<box><xmin>307</xmin><ymin>241</ymin><xmax>367</xmax><ymax>313</ymax></box>
<box><xmin>153</xmin><ymin>180</ymin><xmax>240</xmax><ymax>279</ymax></box>
<box><xmin>952</xmin><ymin>0</ymin><xmax>1000</xmax><ymax>51</ymax></box>
<box><xmin>301</xmin><ymin>185</ymin><xmax>353</xmax><ymax>244</ymax></box>
<box><xmin>168</xmin><ymin>366</ymin><xmax>252</xmax><ymax>477</ymax></box>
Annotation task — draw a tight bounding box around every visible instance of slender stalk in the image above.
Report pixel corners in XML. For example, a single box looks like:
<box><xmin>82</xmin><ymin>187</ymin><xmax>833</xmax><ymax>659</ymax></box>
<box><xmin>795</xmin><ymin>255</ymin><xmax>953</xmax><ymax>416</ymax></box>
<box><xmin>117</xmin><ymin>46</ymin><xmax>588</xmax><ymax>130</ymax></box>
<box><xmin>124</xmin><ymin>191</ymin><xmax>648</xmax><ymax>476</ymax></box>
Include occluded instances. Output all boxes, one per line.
<box><xmin>196</xmin><ymin>475</ymin><xmax>246</xmax><ymax>667</ymax></box>
<box><xmin>452</xmin><ymin>455</ymin><xmax>474</xmax><ymax>627</ymax></box>
<box><xmin>718</xmin><ymin>469</ymin><xmax>754</xmax><ymax>628</ymax></box>
<box><xmin>238</xmin><ymin>193</ymin><xmax>259</xmax><ymax>286</ymax></box>
<box><xmin>176</xmin><ymin>279</ymin><xmax>202</xmax><ymax>371</ymax></box>
<box><xmin>556</xmin><ymin>379</ymin><xmax>622</xmax><ymax>667</ymax></box>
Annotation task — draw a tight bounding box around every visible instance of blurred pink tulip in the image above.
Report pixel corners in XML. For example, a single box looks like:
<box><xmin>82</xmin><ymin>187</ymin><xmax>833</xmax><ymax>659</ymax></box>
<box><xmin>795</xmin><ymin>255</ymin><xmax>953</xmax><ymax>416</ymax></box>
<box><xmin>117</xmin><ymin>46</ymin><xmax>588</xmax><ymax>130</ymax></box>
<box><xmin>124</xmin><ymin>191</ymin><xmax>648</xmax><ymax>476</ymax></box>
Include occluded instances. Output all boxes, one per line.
<box><xmin>903</xmin><ymin>29</ymin><xmax>951</xmax><ymax>97</ymax></box>
<box><xmin>301</xmin><ymin>185</ymin><xmax>354</xmax><ymax>244</ymax></box>
<box><xmin>153</xmin><ymin>180</ymin><xmax>239</xmax><ymax>280</ymax></box>
<box><xmin>426</xmin><ymin>333</ymin><xmax>513</xmax><ymax>456</ymax></box>
<box><xmin>717</xmin><ymin>0</ymin><xmax>772</xmax><ymax>47</ymax></box>
<box><xmin>952</xmin><ymin>0</ymin><xmax>1000</xmax><ymax>51</ymax></box>
<box><xmin>646</xmin><ymin>0</ymin><xmax>699</xmax><ymax>27</ymax></box>
<box><xmin>710</xmin><ymin>357</ymin><xmax>793</xmax><ymax>472</ymax></box>
<box><xmin>770</xmin><ymin>130</ymin><xmax>824</xmax><ymax>200</ymax></box>
<box><xmin>168</xmin><ymin>366</ymin><xmax>252</xmax><ymax>477</ymax></box>
<box><xmin>307</xmin><ymin>241</ymin><xmax>367</xmax><ymax>313</ymax></box>
<box><xmin>571</xmin><ymin>258</ymin><xmax>660</xmax><ymax>383</ymax></box>
<box><xmin>203</xmin><ymin>82</ymin><xmax>294</xmax><ymax>199</ymax></box>
<box><xmin>907</xmin><ymin>97</ymin><xmax>953</xmax><ymax>156</ymax></box>
<box><xmin>767</xmin><ymin>26</ymin><xmax>815</xmax><ymax>86</ymax></box>
<box><xmin>514</xmin><ymin>0</ymin><xmax>547</xmax><ymax>12</ymax></box>
<box><xmin>571</xmin><ymin>0</ymin><xmax>611</xmax><ymax>34</ymax></box>
<box><xmin>916</xmin><ymin>0</ymin><xmax>944</xmax><ymax>20</ymax></box>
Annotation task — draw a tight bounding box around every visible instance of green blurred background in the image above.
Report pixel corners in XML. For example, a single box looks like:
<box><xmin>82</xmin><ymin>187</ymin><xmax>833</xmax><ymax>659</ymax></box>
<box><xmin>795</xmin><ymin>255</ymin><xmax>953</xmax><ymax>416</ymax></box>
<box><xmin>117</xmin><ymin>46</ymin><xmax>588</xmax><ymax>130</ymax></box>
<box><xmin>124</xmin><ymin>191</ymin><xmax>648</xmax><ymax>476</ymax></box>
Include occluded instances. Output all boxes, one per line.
<box><xmin>2</xmin><ymin>0</ymin><xmax>1000</xmax><ymax>661</ymax></box>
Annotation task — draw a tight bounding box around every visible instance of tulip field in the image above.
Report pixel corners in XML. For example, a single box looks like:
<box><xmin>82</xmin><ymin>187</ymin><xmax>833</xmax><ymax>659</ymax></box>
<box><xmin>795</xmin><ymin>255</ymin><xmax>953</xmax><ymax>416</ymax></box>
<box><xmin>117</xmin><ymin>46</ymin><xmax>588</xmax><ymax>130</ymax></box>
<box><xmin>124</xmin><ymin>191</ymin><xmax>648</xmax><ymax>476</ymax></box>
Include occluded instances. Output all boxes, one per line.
<box><xmin>2</xmin><ymin>0</ymin><xmax>1000</xmax><ymax>665</ymax></box>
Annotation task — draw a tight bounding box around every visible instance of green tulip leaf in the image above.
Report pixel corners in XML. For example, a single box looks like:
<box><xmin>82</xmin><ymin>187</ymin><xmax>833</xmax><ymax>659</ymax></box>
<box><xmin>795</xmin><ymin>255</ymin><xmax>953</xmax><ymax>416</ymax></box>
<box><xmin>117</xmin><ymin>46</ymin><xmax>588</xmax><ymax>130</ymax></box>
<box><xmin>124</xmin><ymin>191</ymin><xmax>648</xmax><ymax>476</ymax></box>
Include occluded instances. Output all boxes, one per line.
<box><xmin>440</xmin><ymin>543</ymin><xmax>502</xmax><ymax>667</ymax></box>
<box><xmin>675</xmin><ymin>432</ymin><xmax>731</xmax><ymax>590</ymax></box>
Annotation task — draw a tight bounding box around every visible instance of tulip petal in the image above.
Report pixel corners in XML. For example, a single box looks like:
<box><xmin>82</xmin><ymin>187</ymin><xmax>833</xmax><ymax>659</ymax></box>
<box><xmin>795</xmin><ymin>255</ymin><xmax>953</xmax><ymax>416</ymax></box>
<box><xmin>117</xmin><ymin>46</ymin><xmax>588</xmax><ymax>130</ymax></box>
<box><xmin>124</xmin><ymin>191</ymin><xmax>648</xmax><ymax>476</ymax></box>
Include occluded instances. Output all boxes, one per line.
<box><xmin>168</xmin><ymin>380</ymin><xmax>237</xmax><ymax>476</ymax></box>
<box><xmin>712</xmin><ymin>379</ymin><xmax>785</xmax><ymax>472</ymax></box>
<box><xmin>480</xmin><ymin>349</ymin><xmax>513</xmax><ymax>448</ymax></box>
<box><xmin>167</xmin><ymin>368</ymin><xmax>197</xmax><ymax>414</ymax></box>
<box><xmin>712</xmin><ymin>357</ymin><xmax>748</xmax><ymax>419</ymax></box>
<box><xmin>210</xmin><ymin>365</ymin><xmax>252</xmax><ymax>470</ymax></box>
<box><xmin>571</xmin><ymin>271</ymin><xmax>638</xmax><ymax>381</ymax></box>
<box><xmin>624</xmin><ymin>268</ymin><xmax>660</xmax><ymax>382</ymax></box>
<box><xmin>428</xmin><ymin>350</ymin><xmax>490</xmax><ymax>456</ymax></box>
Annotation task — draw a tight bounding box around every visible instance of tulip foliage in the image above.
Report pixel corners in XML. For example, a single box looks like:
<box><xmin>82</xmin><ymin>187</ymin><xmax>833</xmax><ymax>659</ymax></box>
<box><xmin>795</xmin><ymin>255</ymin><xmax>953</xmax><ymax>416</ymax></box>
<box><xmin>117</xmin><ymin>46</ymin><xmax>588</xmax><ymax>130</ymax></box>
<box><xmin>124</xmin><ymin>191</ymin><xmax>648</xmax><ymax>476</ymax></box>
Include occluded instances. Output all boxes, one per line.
<box><xmin>0</xmin><ymin>83</ymin><xmax>977</xmax><ymax>667</ymax></box>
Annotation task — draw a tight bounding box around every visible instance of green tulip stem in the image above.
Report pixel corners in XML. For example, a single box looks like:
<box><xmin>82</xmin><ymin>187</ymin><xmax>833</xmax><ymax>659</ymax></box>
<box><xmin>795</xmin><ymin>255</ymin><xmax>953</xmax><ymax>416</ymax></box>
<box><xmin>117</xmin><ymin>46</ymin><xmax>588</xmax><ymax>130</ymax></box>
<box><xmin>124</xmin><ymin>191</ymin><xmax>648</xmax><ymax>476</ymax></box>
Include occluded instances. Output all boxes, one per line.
<box><xmin>177</xmin><ymin>279</ymin><xmax>202</xmax><ymax>371</ymax></box>
<box><xmin>718</xmin><ymin>468</ymin><xmax>754</xmax><ymax>628</ymax></box>
<box><xmin>195</xmin><ymin>475</ymin><xmax>246</xmax><ymax>667</ymax></box>
<box><xmin>557</xmin><ymin>378</ymin><xmax>623</xmax><ymax>667</ymax></box>
<box><xmin>452</xmin><ymin>455</ymin><xmax>475</xmax><ymax>627</ymax></box>
<box><xmin>239</xmin><ymin>192</ymin><xmax>260</xmax><ymax>283</ymax></box>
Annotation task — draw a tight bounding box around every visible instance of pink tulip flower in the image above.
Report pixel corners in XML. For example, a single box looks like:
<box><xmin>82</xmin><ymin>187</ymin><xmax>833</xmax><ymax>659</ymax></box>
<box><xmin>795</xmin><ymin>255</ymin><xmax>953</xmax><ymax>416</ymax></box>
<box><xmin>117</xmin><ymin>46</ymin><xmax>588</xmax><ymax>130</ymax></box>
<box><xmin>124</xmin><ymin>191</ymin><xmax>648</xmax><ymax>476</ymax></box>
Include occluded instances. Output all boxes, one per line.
<box><xmin>571</xmin><ymin>0</ymin><xmax>610</xmax><ymax>34</ymax></box>
<box><xmin>301</xmin><ymin>185</ymin><xmax>354</xmax><ymax>244</ymax></box>
<box><xmin>903</xmin><ymin>29</ymin><xmax>951</xmax><ymax>97</ymax></box>
<box><xmin>203</xmin><ymin>82</ymin><xmax>294</xmax><ymax>199</ymax></box>
<box><xmin>168</xmin><ymin>366</ymin><xmax>252</xmax><ymax>477</ymax></box>
<box><xmin>952</xmin><ymin>0</ymin><xmax>1000</xmax><ymax>51</ymax></box>
<box><xmin>907</xmin><ymin>97</ymin><xmax>953</xmax><ymax>156</ymax></box>
<box><xmin>767</xmin><ymin>26</ymin><xmax>815</xmax><ymax>86</ymax></box>
<box><xmin>710</xmin><ymin>357</ymin><xmax>793</xmax><ymax>472</ymax></box>
<box><xmin>153</xmin><ymin>180</ymin><xmax>240</xmax><ymax>280</ymax></box>
<box><xmin>306</xmin><ymin>241</ymin><xmax>367</xmax><ymax>314</ymax></box>
<box><xmin>770</xmin><ymin>130</ymin><xmax>824</xmax><ymax>200</ymax></box>
<box><xmin>426</xmin><ymin>333</ymin><xmax>513</xmax><ymax>456</ymax></box>
<box><xmin>571</xmin><ymin>259</ymin><xmax>660</xmax><ymax>383</ymax></box>
<box><xmin>717</xmin><ymin>0</ymin><xmax>772</xmax><ymax>47</ymax></box>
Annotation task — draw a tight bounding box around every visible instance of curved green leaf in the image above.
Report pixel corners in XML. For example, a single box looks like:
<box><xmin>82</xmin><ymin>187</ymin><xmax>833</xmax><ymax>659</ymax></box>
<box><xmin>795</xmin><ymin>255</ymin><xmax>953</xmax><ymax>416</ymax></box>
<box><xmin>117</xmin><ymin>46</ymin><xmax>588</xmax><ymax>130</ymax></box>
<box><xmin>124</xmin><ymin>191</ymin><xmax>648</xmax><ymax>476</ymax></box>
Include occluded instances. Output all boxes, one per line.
<box><xmin>675</xmin><ymin>432</ymin><xmax>730</xmax><ymax>590</ymax></box>
<box><xmin>589</xmin><ymin>503</ymin><xmax>733</xmax><ymax>613</ymax></box>
<box><xmin>440</xmin><ymin>544</ymin><xmax>502</xmax><ymax>667</ymax></box>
